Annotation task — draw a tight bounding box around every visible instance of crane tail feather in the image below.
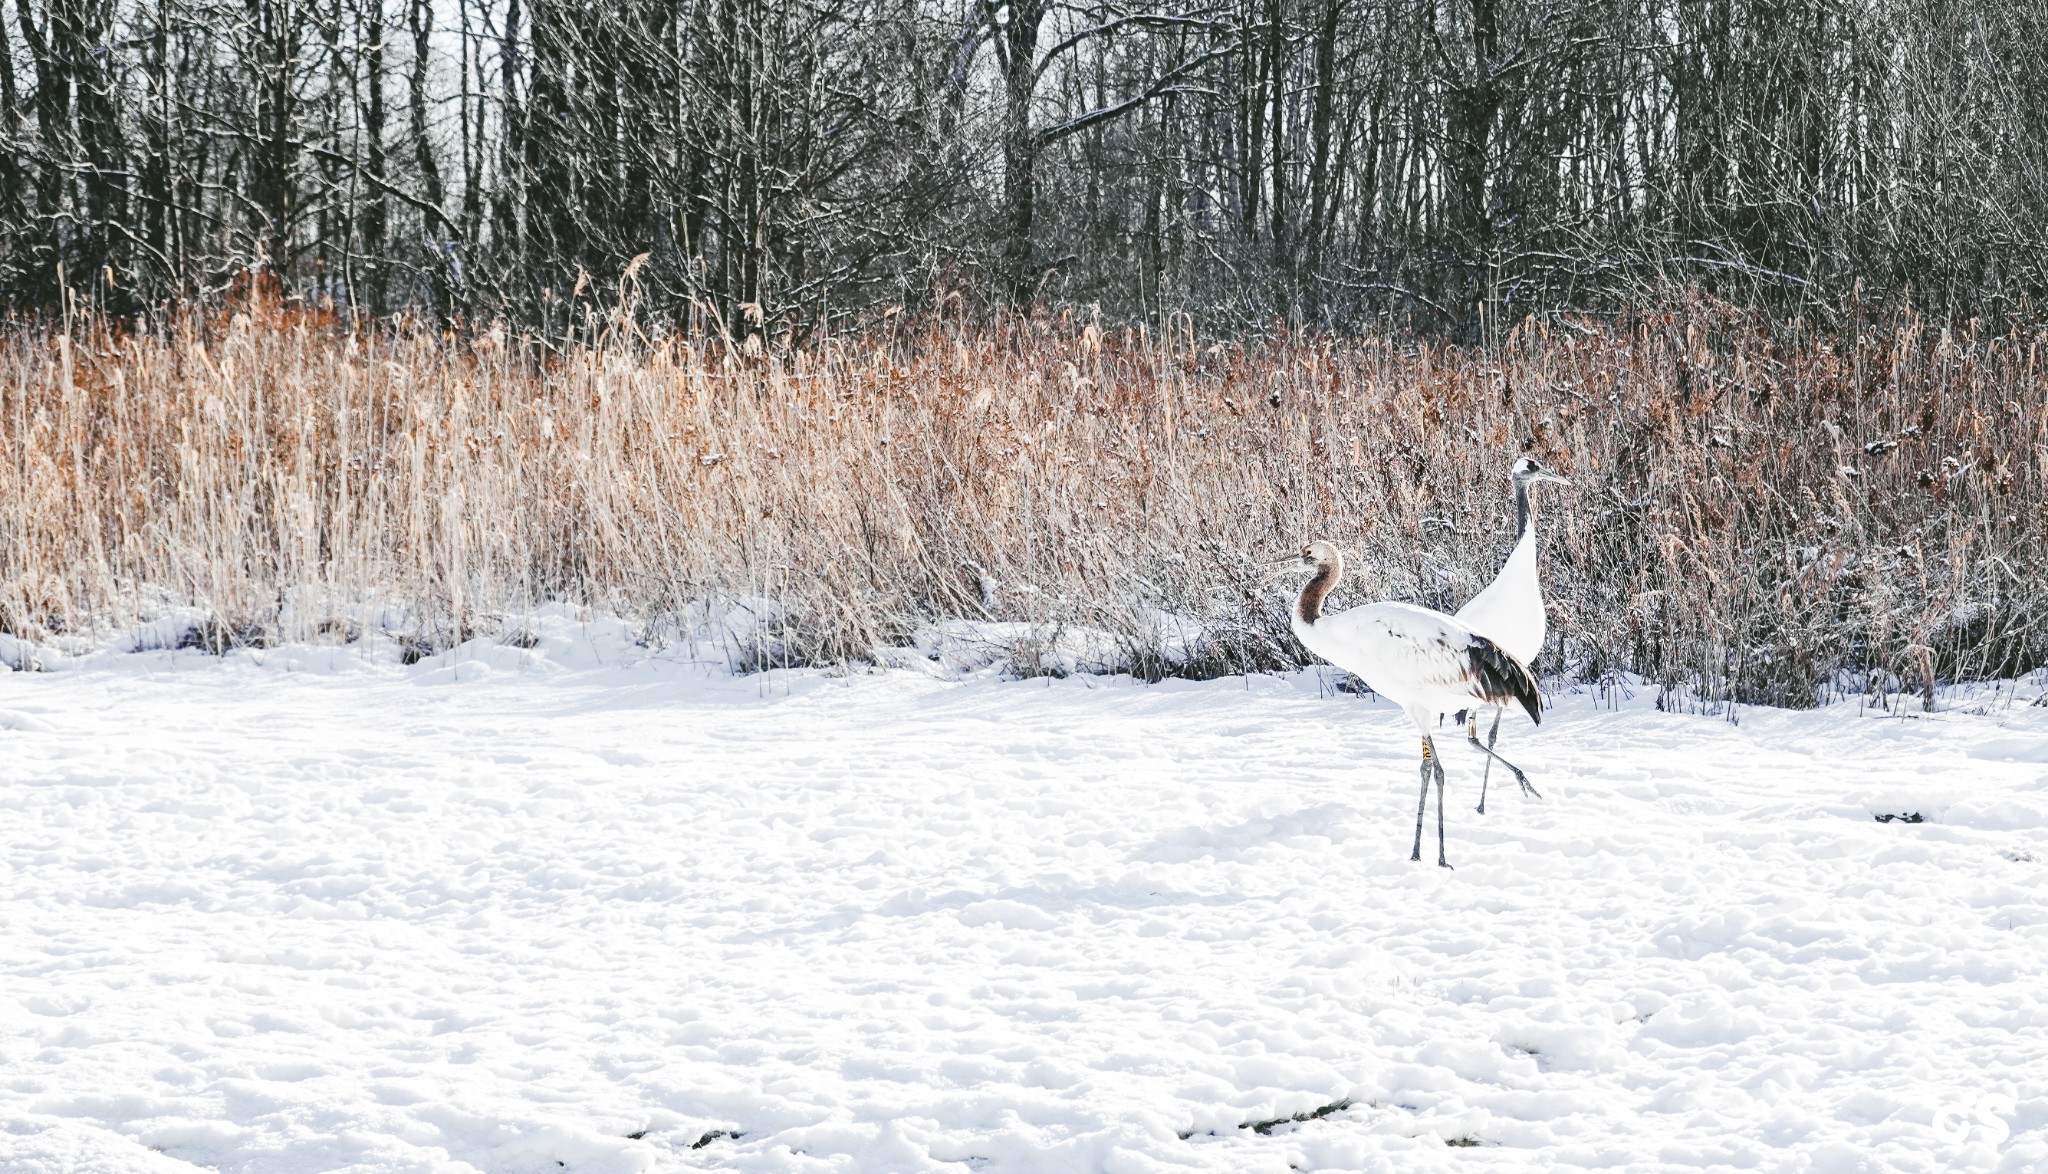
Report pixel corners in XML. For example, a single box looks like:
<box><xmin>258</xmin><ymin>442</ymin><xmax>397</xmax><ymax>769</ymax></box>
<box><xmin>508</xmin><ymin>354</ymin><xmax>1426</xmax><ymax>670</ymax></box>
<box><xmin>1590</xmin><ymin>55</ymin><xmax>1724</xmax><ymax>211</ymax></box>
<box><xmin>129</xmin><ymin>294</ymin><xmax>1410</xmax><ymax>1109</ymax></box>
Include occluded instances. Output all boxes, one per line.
<box><xmin>1465</xmin><ymin>636</ymin><xmax>1542</xmax><ymax>725</ymax></box>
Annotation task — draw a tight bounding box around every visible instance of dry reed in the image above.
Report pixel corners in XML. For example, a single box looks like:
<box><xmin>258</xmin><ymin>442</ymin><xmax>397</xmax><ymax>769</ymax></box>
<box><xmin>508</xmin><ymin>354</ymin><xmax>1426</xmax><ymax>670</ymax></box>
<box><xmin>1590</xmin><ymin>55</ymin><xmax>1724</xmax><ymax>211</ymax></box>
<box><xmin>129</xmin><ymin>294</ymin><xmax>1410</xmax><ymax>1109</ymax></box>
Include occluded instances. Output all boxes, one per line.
<box><xmin>4</xmin><ymin>297</ymin><xmax>2044</xmax><ymax>709</ymax></box>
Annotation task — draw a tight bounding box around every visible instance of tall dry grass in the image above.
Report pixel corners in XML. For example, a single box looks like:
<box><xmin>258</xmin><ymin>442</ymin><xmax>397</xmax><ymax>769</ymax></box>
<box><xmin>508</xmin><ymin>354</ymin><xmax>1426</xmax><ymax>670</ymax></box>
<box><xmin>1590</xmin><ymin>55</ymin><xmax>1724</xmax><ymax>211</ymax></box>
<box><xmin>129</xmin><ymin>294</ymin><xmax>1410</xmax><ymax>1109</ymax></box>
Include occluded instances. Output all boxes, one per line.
<box><xmin>3</xmin><ymin>298</ymin><xmax>2044</xmax><ymax>708</ymax></box>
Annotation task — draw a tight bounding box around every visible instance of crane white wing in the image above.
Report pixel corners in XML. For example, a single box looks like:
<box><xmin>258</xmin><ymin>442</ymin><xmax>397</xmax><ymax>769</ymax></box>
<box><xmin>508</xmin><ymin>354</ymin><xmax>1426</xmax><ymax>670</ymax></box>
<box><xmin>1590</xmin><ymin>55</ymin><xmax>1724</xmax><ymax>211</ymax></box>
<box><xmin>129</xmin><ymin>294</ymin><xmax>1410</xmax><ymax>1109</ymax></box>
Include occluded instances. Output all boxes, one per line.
<box><xmin>1454</xmin><ymin>532</ymin><xmax>1546</xmax><ymax>665</ymax></box>
<box><xmin>1297</xmin><ymin>602</ymin><xmax>1540</xmax><ymax>719</ymax></box>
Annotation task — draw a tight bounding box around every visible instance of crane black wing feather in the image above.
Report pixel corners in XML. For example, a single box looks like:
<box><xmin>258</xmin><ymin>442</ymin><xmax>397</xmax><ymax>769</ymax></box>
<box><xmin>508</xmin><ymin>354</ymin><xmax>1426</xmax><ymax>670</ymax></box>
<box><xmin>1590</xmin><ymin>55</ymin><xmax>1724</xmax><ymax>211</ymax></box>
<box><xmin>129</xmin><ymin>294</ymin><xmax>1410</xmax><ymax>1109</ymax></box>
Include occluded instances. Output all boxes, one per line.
<box><xmin>1464</xmin><ymin>635</ymin><xmax>1541</xmax><ymax>724</ymax></box>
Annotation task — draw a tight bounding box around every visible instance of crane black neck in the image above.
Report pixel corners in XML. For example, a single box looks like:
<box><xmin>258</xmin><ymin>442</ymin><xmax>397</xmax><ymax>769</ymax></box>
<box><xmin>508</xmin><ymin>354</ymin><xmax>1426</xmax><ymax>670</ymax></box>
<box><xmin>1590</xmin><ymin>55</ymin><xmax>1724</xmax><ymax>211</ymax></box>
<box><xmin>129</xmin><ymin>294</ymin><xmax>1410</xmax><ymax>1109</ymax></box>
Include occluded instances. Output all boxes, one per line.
<box><xmin>1514</xmin><ymin>479</ymin><xmax>1532</xmax><ymax>541</ymax></box>
<box><xmin>1296</xmin><ymin>553</ymin><xmax>1341</xmax><ymax>625</ymax></box>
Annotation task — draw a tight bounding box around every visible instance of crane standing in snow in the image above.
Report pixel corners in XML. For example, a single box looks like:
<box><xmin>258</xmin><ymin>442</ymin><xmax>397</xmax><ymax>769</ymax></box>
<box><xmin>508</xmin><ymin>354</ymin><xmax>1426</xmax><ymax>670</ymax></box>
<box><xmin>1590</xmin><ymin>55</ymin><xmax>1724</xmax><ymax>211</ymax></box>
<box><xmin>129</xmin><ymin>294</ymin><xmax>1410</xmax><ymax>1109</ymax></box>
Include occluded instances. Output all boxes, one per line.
<box><xmin>1454</xmin><ymin>457</ymin><xmax>1570</xmax><ymax>813</ymax></box>
<box><xmin>1276</xmin><ymin>540</ymin><xmax>1541</xmax><ymax>868</ymax></box>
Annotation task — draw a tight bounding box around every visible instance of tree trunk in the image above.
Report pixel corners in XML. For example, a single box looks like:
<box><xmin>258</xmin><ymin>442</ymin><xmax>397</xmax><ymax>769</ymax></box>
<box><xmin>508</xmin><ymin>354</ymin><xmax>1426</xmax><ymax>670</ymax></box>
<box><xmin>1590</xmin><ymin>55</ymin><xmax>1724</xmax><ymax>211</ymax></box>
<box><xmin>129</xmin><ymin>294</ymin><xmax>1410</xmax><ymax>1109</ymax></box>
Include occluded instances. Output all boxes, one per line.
<box><xmin>1306</xmin><ymin>0</ymin><xmax>1342</xmax><ymax>284</ymax></box>
<box><xmin>1446</xmin><ymin>0</ymin><xmax>1499</xmax><ymax>338</ymax></box>
<box><xmin>363</xmin><ymin>0</ymin><xmax>389</xmax><ymax>310</ymax></box>
<box><xmin>1000</xmin><ymin>0</ymin><xmax>1046</xmax><ymax>303</ymax></box>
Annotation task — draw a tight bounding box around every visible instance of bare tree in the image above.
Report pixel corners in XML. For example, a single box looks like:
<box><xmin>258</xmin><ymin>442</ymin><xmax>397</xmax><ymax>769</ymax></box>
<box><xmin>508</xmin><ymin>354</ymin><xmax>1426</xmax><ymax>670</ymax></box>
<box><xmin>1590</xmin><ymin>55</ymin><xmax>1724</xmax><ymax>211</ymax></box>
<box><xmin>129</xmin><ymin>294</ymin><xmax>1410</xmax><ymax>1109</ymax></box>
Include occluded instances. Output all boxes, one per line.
<box><xmin>3</xmin><ymin>0</ymin><xmax>2047</xmax><ymax>330</ymax></box>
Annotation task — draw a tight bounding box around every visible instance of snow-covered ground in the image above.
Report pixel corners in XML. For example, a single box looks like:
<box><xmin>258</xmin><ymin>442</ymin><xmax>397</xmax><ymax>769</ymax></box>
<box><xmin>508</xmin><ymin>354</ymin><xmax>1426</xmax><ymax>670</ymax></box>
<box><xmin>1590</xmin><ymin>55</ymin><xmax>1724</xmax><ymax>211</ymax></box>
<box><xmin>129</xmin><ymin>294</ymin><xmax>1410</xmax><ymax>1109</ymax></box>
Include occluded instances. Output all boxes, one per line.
<box><xmin>3</xmin><ymin>629</ymin><xmax>2046</xmax><ymax>1173</ymax></box>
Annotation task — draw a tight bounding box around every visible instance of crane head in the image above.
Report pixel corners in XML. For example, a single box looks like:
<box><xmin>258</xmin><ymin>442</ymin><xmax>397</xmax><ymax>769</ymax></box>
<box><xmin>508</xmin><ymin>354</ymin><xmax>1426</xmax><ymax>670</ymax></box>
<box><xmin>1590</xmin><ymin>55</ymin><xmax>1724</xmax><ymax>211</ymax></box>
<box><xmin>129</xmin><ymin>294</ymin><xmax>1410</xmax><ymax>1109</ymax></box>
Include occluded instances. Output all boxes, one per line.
<box><xmin>1512</xmin><ymin>456</ymin><xmax>1571</xmax><ymax>486</ymax></box>
<box><xmin>1263</xmin><ymin>540</ymin><xmax>1340</xmax><ymax>577</ymax></box>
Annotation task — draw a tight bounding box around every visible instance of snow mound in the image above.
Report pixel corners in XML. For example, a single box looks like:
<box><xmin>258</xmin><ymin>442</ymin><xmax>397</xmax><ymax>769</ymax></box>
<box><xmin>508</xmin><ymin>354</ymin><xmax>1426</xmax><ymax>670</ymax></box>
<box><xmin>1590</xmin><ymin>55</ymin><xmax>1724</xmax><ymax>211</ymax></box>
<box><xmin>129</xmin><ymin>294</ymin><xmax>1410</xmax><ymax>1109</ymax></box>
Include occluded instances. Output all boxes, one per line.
<box><xmin>0</xmin><ymin>1117</ymin><xmax>210</xmax><ymax>1174</ymax></box>
<box><xmin>879</xmin><ymin>610</ymin><xmax>1210</xmax><ymax>678</ymax></box>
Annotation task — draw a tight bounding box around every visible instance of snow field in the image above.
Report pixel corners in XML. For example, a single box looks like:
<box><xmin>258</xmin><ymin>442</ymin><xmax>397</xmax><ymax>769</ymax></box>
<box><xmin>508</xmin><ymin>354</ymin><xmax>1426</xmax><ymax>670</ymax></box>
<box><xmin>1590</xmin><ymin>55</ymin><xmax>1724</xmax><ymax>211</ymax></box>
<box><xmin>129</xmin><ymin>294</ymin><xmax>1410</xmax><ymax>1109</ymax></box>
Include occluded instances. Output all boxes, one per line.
<box><xmin>2</xmin><ymin>633</ymin><xmax>2046</xmax><ymax>1172</ymax></box>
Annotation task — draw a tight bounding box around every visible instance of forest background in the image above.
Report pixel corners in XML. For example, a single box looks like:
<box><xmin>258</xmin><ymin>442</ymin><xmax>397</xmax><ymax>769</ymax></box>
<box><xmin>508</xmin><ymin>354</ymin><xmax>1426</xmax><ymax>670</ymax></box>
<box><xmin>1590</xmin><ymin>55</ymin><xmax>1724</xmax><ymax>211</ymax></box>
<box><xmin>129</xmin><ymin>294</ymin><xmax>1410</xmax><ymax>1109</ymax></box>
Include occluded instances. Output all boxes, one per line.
<box><xmin>3</xmin><ymin>0</ymin><xmax>2047</xmax><ymax>708</ymax></box>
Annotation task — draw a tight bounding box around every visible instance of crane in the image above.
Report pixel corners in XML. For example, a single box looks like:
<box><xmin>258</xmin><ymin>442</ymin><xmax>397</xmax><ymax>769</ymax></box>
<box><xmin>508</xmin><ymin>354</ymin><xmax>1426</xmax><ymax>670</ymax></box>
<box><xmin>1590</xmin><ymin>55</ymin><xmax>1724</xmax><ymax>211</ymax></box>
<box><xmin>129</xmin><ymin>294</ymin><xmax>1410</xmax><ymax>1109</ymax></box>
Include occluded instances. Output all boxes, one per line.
<box><xmin>1455</xmin><ymin>456</ymin><xmax>1569</xmax><ymax>813</ymax></box>
<box><xmin>1277</xmin><ymin>540</ymin><xmax>1541</xmax><ymax>868</ymax></box>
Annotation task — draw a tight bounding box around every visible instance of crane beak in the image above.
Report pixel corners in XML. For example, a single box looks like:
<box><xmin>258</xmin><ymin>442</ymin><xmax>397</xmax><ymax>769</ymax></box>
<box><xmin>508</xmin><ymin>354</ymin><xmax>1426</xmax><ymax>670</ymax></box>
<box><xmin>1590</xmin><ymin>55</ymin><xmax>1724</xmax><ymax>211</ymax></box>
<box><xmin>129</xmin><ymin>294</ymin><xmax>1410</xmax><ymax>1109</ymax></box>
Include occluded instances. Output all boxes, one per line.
<box><xmin>1259</xmin><ymin>554</ymin><xmax>1306</xmax><ymax>578</ymax></box>
<box><xmin>1535</xmin><ymin>471</ymin><xmax>1572</xmax><ymax>486</ymax></box>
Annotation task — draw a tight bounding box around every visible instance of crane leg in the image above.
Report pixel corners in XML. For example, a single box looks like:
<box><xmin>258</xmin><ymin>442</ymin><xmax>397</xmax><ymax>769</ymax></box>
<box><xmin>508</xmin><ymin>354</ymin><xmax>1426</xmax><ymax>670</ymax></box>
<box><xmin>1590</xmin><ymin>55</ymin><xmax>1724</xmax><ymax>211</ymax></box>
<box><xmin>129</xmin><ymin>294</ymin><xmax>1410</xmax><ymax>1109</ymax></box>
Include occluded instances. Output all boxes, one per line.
<box><xmin>1434</xmin><ymin>752</ymin><xmax>1452</xmax><ymax>868</ymax></box>
<box><xmin>1410</xmin><ymin>738</ymin><xmax>1433</xmax><ymax>863</ymax></box>
<box><xmin>1475</xmin><ymin>708</ymin><xmax>1496</xmax><ymax>814</ymax></box>
<box><xmin>1484</xmin><ymin>708</ymin><xmax>1538</xmax><ymax>798</ymax></box>
<box><xmin>1469</xmin><ymin>712</ymin><xmax>1541</xmax><ymax>805</ymax></box>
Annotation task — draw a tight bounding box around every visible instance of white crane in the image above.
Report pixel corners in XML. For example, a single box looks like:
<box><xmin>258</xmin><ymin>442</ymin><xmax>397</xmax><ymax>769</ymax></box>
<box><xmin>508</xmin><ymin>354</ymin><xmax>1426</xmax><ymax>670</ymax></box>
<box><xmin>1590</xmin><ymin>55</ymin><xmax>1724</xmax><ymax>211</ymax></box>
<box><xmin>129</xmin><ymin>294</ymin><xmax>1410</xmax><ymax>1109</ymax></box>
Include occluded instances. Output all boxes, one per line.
<box><xmin>1454</xmin><ymin>456</ymin><xmax>1569</xmax><ymax>813</ymax></box>
<box><xmin>1276</xmin><ymin>540</ymin><xmax>1541</xmax><ymax>868</ymax></box>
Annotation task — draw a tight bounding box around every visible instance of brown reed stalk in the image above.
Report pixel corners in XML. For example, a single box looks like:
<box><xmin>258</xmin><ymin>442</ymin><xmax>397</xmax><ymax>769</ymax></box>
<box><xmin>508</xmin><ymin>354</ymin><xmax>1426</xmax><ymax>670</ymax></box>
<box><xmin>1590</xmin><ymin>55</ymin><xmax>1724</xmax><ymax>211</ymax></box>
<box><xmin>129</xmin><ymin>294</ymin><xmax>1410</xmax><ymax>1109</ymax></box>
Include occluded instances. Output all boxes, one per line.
<box><xmin>2</xmin><ymin>296</ymin><xmax>2042</xmax><ymax>709</ymax></box>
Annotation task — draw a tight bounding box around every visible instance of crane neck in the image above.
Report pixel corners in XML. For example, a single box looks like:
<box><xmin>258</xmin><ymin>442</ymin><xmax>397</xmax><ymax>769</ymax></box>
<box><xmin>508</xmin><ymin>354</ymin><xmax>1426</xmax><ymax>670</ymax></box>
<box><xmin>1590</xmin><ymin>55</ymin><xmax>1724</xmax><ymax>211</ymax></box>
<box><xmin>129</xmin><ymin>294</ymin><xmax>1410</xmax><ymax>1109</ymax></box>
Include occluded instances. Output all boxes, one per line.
<box><xmin>1295</xmin><ymin>553</ymin><xmax>1341</xmax><ymax>625</ymax></box>
<box><xmin>1514</xmin><ymin>479</ymin><xmax>1532</xmax><ymax>542</ymax></box>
